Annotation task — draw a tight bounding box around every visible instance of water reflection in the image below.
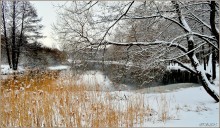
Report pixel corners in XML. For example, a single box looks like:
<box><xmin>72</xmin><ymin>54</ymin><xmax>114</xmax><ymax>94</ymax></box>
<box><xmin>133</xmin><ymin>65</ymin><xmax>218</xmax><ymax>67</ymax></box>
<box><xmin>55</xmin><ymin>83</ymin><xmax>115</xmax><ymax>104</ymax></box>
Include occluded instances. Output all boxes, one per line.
<box><xmin>68</xmin><ymin>61</ymin><xmax>162</xmax><ymax>90</ymax></box>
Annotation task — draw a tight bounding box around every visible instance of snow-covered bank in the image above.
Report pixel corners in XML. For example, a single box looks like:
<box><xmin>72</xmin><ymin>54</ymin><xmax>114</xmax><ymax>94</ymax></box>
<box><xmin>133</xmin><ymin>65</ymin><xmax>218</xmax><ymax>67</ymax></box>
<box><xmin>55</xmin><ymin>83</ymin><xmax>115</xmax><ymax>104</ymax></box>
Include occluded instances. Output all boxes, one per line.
<box><xmin>167</xmin><ymin>63</ymin><xmax>193</xmax><ymax>71</ymax></box>
<box><xmin>1</xmin><ymin>65</ymin><xmax>25</xmax><ymax>75</ymax></box>
<box><xmin>144</xmin><ymin>86</ymin><xmax>218</xmax><ymax>127</ymax></box>
<box><xmin>1</xmin><ymin>67</ymin><xmax>219</xmax><ymax>127</ymax></box>
<box><xmin>75</xmin><ymin>71</ymin><xmax>115</xmax><ymax>91</ymax></box>
<box><xmin>57</xmin><ymin>70</ymin><xmax>129</xmax><ymax>91</ymax></box>
<box><xmin>1</xmin><ymin>65</ymin><xmax>70</xmax><ymax>76</ymax></box>
<box><xmin>134</xmin><ymin>83</ymin><xmax>201</xmax><ymax>93</ymax></box>
<box><xmin>3</xmin><ymin>85</ymin><xmax>217</xmax><ymax>127</ymax></box>
<box><xmin>116</xmin><ymin>86</ymin><xmax>219</xmax><ymax>127</ymax></box>
<box><xmin>70</xmin><ymin>59</ymin><xmax>133</xmax><ymax>67</ymax></box>
<box><xmin>47</xmin><ymin>65</ymin><xmax>70</xmax><ymax>70</ymax></box>
<box><xmin>1</xmin><ymin>65</ymin><xmax>70</xmax><ymax>74</ymax></box>
<box><xmin>55</xmin><ymin>70</ymin><xmax>219</xmax><ymax>127</ymax></box>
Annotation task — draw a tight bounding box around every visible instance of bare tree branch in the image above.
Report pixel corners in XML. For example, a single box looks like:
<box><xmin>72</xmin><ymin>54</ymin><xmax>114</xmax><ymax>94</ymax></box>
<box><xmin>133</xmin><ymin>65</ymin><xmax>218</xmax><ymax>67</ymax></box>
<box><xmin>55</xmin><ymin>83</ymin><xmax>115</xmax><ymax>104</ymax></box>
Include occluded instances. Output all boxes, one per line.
<box><xmin>99</xmin><ymin>1</ymin><xmax>135</xmax><ymax>44</ymax></box>
<box><xmin>104</xmin><ymin>40</ymin><xmax>188</xmax><ymax>53</ymax></box>
<box><xmin>172</xmin><ymin>59</ymin><xmax>197</xmax><ymax>74</ymax></box>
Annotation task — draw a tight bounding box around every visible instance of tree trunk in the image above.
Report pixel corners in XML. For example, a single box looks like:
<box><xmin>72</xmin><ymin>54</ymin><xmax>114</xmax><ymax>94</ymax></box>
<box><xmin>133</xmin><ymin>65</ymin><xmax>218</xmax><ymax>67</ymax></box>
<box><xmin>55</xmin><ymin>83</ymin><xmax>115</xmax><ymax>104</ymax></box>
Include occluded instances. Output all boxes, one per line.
<box><xmin>190</xmin><ymin>55</ymin><xmax>219</xmax><ymax>102</ymax></box>
<box><xmin>173</xmin><ymin>1</ymin><xmax>219</xmax><ymax>102</ymax></box>
<box><xmin>188</xmin><ymin>42</ymin><xmax>219</xmax><ymax>102</ymax></box>
<box><xmin>212</xmin><ymin>48</ymin><xmax>216</xmax><ymax>80</ymax></box>
<box><xmin>12</xmin><ymin>1</ymin><xmax>17</xmax><ymax>70</ymax></box>
<box><xmin>2</xmin><ymin>1</ymin><xmax>12</xmax><ymax>68</ymax></box>
<box><xmin>210</xmin><ymin>1</ymin><xmax>219</xmax><ymax>46</ymax></box>
<box><xmin>16</xmin><ymin>3</ymin><xmax>25</xmax><ymax>69</ymax></box>
<box><xmin>202</xmin><ymin>45</ymin><xmax>206</xmax><ymax>70</ymax></box>
<box><xmin>199</xmin><ymin>72</ymin><xmax>219</xmax><ymax>102</ymax></box>
<box><xmin>201</xmin><ymin>19</ymin><xmax>206</xmax><ymax>70</ymax></box>
<box><xmin>210</xmin><ymin>1</ymin><xmax>217</xmax><ymax>80</ymax></box>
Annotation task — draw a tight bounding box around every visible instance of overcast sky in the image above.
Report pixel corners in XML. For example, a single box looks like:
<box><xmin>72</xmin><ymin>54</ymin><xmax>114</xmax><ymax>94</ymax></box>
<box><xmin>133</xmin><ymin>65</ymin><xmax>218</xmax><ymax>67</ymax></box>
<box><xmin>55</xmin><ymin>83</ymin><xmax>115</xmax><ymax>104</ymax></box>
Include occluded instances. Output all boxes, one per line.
<box><xmin>30</xmin><ymin>1</ymin><xmax>67</xmax><ymax>49</ymax></box>
<box><xmin>30</xmin><ymin>1</ymin><xmax>136</xmax><ymax>49</ymax></box>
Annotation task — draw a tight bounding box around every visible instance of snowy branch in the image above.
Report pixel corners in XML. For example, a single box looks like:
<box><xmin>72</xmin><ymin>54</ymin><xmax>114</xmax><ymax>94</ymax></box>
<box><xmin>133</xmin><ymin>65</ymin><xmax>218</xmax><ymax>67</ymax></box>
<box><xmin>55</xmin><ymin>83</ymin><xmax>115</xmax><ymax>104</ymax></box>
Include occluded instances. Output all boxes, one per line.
<box><xmin>172</xmin><ymin>59</ymin><xmax>196</xmax><ymax>74</ymax></box>
<box><xmin>65</xmin><ymin>1</ymin><xmax>98</xmax><ymax>14</ymax></box>
<box><xmin>123</xmin><ymin>14</ymin><xmax>189</xmax><ymax>32</ymax></box>
<box><xmin>162</xmin><ymin>42</ymin><xmax>207</xmax><ymax>62</ymax></box>
<box><xmin>189</xmin><ymin>12</ymin><xmax>212</xmax><ymax>31</ymax></box>
<box><xmin>104</xmin><ymin>40</ymin><xmax>187</xmax><ymax>53</ymax></box>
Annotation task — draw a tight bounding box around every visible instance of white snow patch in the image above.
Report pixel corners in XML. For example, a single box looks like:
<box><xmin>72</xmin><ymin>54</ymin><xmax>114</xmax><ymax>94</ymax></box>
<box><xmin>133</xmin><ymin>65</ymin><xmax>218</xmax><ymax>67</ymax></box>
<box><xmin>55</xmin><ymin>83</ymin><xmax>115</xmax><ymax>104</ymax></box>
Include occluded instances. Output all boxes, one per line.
<box><xmin>167</xmin><ymin>63</ymin><xmax>192</xmax><ymax>71</ymax></box>
<box><xmin>207</xmin><ymin>54</ymin><xmax>213</xmax><ymax>75</ymax></box>
<box><xmin>197</xmin><ymin>64</ymin><xmax>219</xmax><ymax>96</ymax></box>
<box><xmin>76</xmin><ymin>70</ymin><xmax>115</xmax><ymax>91</ymax></box>
<box><xmin>131</xmin><ymin>86</ymin><xmax>219</xmax><ymax>127</ymax></box>
<box><xmin>214</xmin><ymin>64</ymin><xmax>219</xmax><ymax>86</ymax></box>
<box><xmin>67</xmin><ymin>59</ymin><xmax>73</xmax><ymax>63</ymax></box>
<box><xmin>47</xmin><ymin>65</ymin><xmax>70</xmax><ymax>70</ymax></box>
<box><xmin>1</xmin><ymin>65</ymin><xmax>25</xmax><ymax>75</ymax></box>
<box><xmin>57</xmin><ymin>86</ymin><xmax>218</xmax><ymax>127</ymax></box>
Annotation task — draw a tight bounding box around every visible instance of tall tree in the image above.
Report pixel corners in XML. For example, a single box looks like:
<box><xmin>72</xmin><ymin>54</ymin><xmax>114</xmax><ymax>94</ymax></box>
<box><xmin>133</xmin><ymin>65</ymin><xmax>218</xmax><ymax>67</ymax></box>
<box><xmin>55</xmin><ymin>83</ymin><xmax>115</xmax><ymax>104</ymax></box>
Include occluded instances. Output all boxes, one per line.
<box><xmin>1</xmin><ymin>1</ymin><xmax>43</xmax><ymax>70</ymax></box>
<box><xmin>1</xmin><ymin>1</ymin><xmax>12</xmax><ymax>68</ymax></box>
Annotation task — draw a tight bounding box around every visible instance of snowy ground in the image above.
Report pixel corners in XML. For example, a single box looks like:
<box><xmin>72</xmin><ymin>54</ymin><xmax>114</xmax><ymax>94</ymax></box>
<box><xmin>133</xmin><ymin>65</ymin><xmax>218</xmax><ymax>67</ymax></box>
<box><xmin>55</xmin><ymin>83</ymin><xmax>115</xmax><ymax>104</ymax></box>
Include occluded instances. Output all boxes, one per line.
<box><xmin>1</xmin><ymin>64</ymin><xmax>219</xmax><ymax>127</ymax></box>
<box><xmin>130</xmin><ymin>86</ymin><xmax>219</xmax><ymax>127</ymax></box>
<box><xmin>47</xmin><ymin>65</ymin><xmax>70</xmax><ymax>70</ymax></box>
<box><xmin>1</xmin><ymin>64</ymin><xmax>70</xmax><ymax>75</ymax></box>
<box><xmin>54</xmin><ymin>71</ymin><xmax>219</xmax><ymax>127</ymax></box>
<box><xmin>53</xmin><ymin>86</ymin><xmax>219</xmax><ymax>127</ymax></box>
<box><xmin>1</xmin><ymin>65</ymin><xmax>25</xmax><ymax>75</ymax></box>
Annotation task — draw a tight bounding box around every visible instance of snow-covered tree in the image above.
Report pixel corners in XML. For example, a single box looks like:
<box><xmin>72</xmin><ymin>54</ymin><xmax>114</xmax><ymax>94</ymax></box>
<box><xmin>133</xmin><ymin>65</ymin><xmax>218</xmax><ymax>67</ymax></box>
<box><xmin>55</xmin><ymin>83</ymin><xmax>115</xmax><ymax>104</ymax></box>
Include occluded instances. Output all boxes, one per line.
<box><xmin>54</xmin><ymin>1</ymin><xmax>219</xmax><ymax>102</ymax></box>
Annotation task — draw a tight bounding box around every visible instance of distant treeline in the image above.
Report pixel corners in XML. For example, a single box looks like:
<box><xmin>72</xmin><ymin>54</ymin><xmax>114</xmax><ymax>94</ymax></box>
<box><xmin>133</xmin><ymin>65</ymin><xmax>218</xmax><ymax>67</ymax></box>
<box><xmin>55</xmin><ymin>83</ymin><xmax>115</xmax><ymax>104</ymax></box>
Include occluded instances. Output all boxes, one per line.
<box><xmin>1</xmin><ymin>36</ymin><xmax>68</xmax><ymax>67</ymax></box>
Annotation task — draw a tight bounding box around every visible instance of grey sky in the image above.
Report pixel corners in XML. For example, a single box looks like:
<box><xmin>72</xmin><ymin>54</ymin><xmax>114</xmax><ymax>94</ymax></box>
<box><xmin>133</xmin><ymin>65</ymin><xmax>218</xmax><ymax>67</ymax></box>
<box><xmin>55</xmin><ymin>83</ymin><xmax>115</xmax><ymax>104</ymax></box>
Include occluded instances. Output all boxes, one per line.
<box><xmin>30</xmin><ymin>1</ymin><xmax>136</xmax><ymax>49</ymax></box>
<box><xmin>30</xmin><ymin>1</ymin><xmax>67</xmax><ymax>48</ymax></box>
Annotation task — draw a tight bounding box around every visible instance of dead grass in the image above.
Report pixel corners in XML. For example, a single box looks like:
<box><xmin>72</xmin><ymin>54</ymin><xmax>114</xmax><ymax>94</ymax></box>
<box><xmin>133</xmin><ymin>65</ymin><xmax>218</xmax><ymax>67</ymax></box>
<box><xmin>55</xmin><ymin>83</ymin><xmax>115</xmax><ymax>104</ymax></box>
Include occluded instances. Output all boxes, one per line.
<box><xmin>0</xmin><ymin>70</ymin><xmax>174</xmax><ymax>127</ymax></box>
<box><xmin>1</xmin><ymin>70</ymin><xmax>60</xmax><ymax>92</ymax></box>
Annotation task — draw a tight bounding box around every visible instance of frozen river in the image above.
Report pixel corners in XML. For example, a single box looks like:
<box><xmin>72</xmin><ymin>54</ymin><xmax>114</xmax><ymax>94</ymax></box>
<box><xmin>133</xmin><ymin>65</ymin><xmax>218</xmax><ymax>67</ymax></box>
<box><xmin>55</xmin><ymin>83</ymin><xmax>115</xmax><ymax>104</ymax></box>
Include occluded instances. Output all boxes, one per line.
<box><xmin>57</xmin><ymin>68</ymin><xmax>201</xmax><ymax>92</ymax></box>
